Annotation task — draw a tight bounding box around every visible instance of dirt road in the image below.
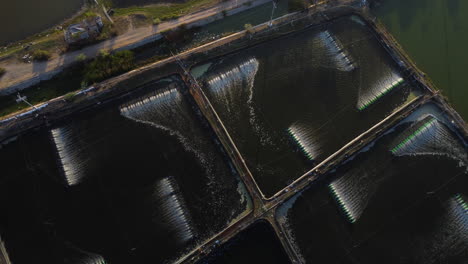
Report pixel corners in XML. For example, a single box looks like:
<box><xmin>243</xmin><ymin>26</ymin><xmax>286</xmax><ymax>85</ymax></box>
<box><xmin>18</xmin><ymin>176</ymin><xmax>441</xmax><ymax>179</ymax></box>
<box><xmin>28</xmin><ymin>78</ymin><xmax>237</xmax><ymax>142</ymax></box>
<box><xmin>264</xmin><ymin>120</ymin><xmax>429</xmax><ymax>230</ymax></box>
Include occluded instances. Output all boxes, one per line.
<box><xmin>0</xmin><ymin>0</ymin><xmax>272</xmax><ymax>94</ymax></box>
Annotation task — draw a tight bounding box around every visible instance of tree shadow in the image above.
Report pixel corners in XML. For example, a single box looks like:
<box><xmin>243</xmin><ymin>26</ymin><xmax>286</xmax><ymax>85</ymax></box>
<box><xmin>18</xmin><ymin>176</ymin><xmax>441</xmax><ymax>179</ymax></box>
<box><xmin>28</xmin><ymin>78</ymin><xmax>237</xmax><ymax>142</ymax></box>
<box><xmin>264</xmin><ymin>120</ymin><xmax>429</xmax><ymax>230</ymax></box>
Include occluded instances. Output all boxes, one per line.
<box><xmin>32</xmin><ymin>60</ymin><xmax>48</xmax><ymax>74</ymax></box>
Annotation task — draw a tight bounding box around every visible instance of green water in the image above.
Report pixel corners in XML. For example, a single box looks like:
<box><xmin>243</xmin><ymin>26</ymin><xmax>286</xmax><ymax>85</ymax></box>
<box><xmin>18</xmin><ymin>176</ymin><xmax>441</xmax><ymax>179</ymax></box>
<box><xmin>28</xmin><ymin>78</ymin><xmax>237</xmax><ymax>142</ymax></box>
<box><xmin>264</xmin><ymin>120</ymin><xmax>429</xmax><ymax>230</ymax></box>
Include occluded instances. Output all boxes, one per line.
<box><xmin>373</xmin><ymin>0</ymin><xmax>468</xmax><ymax>121</ymax></box>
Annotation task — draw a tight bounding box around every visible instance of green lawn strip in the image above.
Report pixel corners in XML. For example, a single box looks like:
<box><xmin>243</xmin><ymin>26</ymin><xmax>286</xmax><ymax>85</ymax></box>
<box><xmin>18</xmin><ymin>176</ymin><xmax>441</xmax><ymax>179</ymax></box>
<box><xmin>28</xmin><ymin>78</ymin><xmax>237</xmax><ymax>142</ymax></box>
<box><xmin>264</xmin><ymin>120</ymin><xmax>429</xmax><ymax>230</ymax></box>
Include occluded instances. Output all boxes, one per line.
<box><xmin>113</xmin><ymin>0</ymin><xmax>218</xmax><ymax>21</ymax></box>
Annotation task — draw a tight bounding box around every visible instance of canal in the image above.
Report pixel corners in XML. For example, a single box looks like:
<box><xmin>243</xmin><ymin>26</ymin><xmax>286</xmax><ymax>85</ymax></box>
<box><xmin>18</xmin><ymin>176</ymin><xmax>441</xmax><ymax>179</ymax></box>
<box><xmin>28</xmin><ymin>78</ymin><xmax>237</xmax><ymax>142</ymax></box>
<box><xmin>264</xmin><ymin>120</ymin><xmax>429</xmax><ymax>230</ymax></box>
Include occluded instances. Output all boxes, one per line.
<box><xmin>373</xmin><ymin>0</ymin><xmax>468</xmax><ymax>121</ymax></box>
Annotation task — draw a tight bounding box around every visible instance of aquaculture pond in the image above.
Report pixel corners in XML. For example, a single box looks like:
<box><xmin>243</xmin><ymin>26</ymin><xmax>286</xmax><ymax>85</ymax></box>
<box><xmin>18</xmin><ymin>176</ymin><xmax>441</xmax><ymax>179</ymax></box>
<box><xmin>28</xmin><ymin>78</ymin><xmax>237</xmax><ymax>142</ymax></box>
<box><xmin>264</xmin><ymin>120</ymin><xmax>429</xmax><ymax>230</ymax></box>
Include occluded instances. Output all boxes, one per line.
<box><xmin>0</xmin><ymin>77</ymin><xmax>251</xmax><ymax>264</ymax></box>
<box><xmin>193</xmin><ymin>15</ymin><xmax>423</xmax><ymax>197</ymax></box>
<box><xmin>277</xmin><ymin>103</ymin><xmax>468</xmax><ymax>264</ymax></box>
<box><xmin>197</xmin><ymin>221</ymin><xmax>290</xmax><ymax>264</ymax></box>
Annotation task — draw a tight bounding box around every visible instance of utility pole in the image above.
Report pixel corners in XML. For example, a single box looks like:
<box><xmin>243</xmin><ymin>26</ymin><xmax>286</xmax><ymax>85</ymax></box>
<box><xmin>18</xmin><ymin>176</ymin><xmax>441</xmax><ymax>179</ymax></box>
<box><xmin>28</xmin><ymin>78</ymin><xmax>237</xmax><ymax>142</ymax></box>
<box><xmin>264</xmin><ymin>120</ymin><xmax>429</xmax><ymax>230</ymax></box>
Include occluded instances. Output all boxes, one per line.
<box><xmin>16</xmin><ymin>93</ymin><xmax>37</xmax><ymax>110</ymax></box>
<box><xmin>269</xmin><ymin>1</ymin><xmax>277</xmax><ymax>27</ymax></box>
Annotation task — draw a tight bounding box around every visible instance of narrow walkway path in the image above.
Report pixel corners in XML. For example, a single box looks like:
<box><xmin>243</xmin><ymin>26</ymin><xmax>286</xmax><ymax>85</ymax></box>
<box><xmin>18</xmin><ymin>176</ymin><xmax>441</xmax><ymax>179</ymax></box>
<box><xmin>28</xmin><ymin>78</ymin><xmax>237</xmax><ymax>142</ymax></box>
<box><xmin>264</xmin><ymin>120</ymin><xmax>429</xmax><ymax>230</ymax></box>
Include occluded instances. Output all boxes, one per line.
<box><xmin>0</xmin><ymin>0</ymin><xmax>272</xmax><ymax>94</ymax></box>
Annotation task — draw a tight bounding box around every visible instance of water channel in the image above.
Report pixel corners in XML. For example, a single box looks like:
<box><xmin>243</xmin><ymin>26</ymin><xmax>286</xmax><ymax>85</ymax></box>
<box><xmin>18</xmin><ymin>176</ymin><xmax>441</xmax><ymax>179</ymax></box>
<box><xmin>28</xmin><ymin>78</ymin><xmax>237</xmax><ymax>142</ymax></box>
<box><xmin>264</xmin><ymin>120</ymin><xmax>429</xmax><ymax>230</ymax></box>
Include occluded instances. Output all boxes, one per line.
<box><xmin>373</xmin><ymin>0</ymin><xmax>468</xmax><ymax>121</ymax></box>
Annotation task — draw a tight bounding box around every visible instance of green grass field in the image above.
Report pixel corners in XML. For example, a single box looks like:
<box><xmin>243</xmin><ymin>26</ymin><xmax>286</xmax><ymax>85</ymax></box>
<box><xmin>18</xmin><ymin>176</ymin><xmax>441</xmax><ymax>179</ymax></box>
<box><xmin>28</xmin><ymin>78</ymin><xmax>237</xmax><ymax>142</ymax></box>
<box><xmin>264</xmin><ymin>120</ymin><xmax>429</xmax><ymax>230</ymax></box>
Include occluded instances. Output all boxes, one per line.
<box><xmin>114</xmin><ymin>0</ymin><xmax>218</xmax><ymax>21</ymax></box>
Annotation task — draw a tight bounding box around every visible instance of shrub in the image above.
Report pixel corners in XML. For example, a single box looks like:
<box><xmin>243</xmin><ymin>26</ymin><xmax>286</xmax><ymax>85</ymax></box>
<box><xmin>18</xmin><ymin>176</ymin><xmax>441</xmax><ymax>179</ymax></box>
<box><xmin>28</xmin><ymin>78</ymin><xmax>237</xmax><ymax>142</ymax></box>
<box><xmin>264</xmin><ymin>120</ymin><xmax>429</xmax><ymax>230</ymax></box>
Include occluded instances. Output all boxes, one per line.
<box><xmin>153</xmin><ymin>18</ymin><xmax>162</xmax><ymax>25</ymax></box>
<box><xmin>32</xmin><ymin>49</ymin><xmax>51</xmax><ymax>61</ymax></box>
<box><xmin>99</xmin><ymin>49</ymin><xmax>110</xmax><ymax>57</ymax></box>
<box><xmin>161</xmin><ymin>24</ymin><xmax>196</xmax><ymax>44</ymax></box>
<box><xmin>84</xmin><ymin>50</ymin><xmax>134</xmax><ymax>83</ymax></box>
<box><xmin>0</xmin><ymin>67</ymin><xmax>5</xmax><ymax>77</ymax></box>
<box><xmin>160</xmin><ymin>14</ymin><xmax>179</xmax><ymax>21</ymax></box>
<box><xmin>222</xmin><ymin>10</ymin><xmax>228</xmax><ymax>18</ymax></box>
<box><xmin>244</xmin><ymin>23</ymin><xmax>254</xmax><ymax>34</ymax></box>
<box><xmin>75</xmin><ymin>53</ymin><xmax>87</xmax><ymax>62</ymax></box>
<box><xmin>98</xmin><ymin>23</ymin><xmax>118</xmax><ymax>40</ymax></box>
<box><xmin>64</xmin><ymin>92</ymin><xmax>77</xmax><ymax>102</ymax></box>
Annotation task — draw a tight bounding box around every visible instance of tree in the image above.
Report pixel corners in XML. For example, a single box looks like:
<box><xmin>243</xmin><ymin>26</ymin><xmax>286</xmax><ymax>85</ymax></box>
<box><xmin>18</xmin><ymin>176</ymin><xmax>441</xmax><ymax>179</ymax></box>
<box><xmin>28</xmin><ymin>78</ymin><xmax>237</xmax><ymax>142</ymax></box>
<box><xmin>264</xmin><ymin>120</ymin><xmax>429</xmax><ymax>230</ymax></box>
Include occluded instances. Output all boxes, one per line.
<box><xmin>0</xmin><ymin>67</ymin><xmax>5</xmax><ymax>77</ymax></box>
<box><xmin>153</xmin><ymin>18</ymin><xmax>162</xmax><ymax>25</ymax></box>
<box><xmin>32</xmin><ymin>49</ymin><xmax>51</xmax><ymax>61</ymax></box>
<box><xmin>244</xmin><ymin>23</ymin><xmax>254</xmax><ymax>34</ymax></box>
<box><xmin>83</xmin><ymin>50</ymin><xmax>134</xmax><ymax>83</ymax></box>
<box><xmin>76</xmin><ymin>53</ymin><xmax>87</xmax><ymax>62</ymax></box>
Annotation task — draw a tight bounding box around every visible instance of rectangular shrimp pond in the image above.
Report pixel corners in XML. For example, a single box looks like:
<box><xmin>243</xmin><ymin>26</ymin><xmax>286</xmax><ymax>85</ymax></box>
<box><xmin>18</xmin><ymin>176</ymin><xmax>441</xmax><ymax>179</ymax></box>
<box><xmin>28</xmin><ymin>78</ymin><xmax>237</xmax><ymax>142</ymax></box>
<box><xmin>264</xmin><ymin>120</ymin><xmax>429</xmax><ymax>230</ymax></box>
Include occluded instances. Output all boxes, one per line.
<box><xmin>0</xmin><ymin>13</ymin><xmax>466</xmax><ymax>264</ymax></box>
<box><xmin>192</xmin><ymin>15</ymin><xmax>425</xmax><ymax>197</ymax></box>
<box><xmin>277</xmin><ymin>102</ymin><xmax>468</xmax><ymax>264</ymax></box>
<box><xmin>0</xmin><ymin>77</ymin><xmax>251</xmax><ymax>264</ymax></box>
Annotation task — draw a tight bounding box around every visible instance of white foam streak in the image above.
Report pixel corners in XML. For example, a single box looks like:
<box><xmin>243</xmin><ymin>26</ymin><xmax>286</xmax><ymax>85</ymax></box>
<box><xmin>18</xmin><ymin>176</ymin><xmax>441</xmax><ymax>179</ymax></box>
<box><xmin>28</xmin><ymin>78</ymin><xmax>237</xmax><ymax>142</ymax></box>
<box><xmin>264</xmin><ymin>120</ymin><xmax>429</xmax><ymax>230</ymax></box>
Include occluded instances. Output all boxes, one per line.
<box><xmin>391</xmin><ymin>118</ymin><xmax>468</xmax><ymax>168</ymax></box>
<box><xmin>287</xmin><ymin>124</ymin><xmax>320</xmax><ymax>161</ymax></box>
<box><xmin>51</xmin><ymin>126</ymin><xmax>85</xmax><ymax>186</ymax></box>
<box><xmin>120</xmin><ymin>86</ymin><xmax>213</xmax><ymax>178</ymax></box>
<box><xmin>329</xmin><ymin>179</ymin><xmax>361</xmax><ymax>223</ymax></box>
<box><xmin>154</xmin><ymin>177</ymin><xmax>194</xmax><ymax>243</ymax></box>
<box><xmin>316</xmin><ymin>30</ymin><xmax>357</xmax><ymax>72</ymax></box>
<box><xmin>357</xmin><ymin>71</ymin><xmax>404</xmax><ymax>110</ymax></box>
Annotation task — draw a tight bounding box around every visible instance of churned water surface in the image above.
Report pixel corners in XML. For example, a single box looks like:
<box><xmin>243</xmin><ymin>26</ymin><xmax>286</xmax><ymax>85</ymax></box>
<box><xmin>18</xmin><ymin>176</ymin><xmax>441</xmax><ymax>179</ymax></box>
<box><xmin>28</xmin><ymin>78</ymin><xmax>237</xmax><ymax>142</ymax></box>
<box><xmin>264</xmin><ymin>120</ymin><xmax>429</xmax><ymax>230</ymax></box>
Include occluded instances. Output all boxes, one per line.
<box><xmin>276</xmin><ymin>103</ymin><xmax>468</xmax><ymax>264</ymax></box>
<box><xmin>0</xmin><ymin>77</ymin><xmax>250</xmax><ymax>264</ymax></box>
<box><xmin>195</xmin><ymin>15</ymin><xmax>421</xmax><ymax>197</ymax></box>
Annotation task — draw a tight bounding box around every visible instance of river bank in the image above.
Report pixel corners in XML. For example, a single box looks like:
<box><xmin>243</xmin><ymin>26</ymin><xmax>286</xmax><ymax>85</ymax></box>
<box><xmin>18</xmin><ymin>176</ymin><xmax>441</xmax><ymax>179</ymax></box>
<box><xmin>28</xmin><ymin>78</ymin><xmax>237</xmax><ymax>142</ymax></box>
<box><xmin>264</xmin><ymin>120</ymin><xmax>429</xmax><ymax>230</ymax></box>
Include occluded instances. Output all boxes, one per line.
<box><xmin>0</xmin><ymin>0</ymin><xmax>85</xmax><ymax>46</ymax></box>
<box><xmin>0</xmin><ymin>0</ymin><xmax>279</xmax><ymax>118</ymax></box>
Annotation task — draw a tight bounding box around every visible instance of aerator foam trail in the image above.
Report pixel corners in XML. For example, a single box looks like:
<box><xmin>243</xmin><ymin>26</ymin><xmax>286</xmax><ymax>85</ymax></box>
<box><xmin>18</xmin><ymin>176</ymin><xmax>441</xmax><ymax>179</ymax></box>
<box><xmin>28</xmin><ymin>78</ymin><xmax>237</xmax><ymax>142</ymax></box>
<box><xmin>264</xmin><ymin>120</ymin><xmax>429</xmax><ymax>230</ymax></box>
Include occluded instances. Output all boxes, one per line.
<box><xmin>50</xmin><ymin>126</ymin><xmax>87</xmax><ymax>186</ymax></box>
<box><xmin>207</xmin><ymin>58</ymin><xmax>259</xmax><ymax>94</ymax></box>
<box><xmin>287</xmin><ymin>124</ymin><xmax>320</xmax><ymax>161</ymax></box>
<box><xmin>390</xmin><ymin>116</ymin><xmax>468</xmax><ymax>165</ymax></box>
<box><xmin>154</xmin><ymin>177</ymin><xmax>195</xmax><ymax>244</ymax></box>
<box><xmin>316</xmin><ymin>30</ymin><xmax>357</xmax><ymax>72</ymax></box>
<box><xmin>328</xmin><ymin>168</ymin><xmax>379</xmax><ymax>224</ymax></box>
<box><xmin>357</xmin><ymin>72</ymin><xmax>404</xmax><ymax>111</ymax></box>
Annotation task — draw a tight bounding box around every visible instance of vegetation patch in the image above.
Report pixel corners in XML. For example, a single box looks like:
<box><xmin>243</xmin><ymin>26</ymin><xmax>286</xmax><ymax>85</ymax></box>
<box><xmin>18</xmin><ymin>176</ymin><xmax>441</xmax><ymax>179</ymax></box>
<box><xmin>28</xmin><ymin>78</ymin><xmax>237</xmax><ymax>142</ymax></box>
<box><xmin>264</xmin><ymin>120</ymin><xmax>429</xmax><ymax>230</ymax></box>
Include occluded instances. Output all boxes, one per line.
<box><xmin>153</xmin><ymin>18</ymin><xmax>162</xmax><ymax>25</ymax></box>
<box><xmin>244</xmin><ymin>23</ymin><xmax>254</xmax><ymax>34</ymax></box>
<box><xmin>64</xmin><ymin>91</ymin><xmax>78</xmax><ymax>102</ymax></box>
<box><xmin>75</xmin><ymin>53</ymin><xmax>87</xmax><ymax>62</ymax></box>
<box><xmin>84</xmin><ymin>50</ymin><xmax>135</xmax><ymax>83</ymax></box>
<box><xmin>0</xmin><ymin>67</ymin><xmax>5</xmax><ymax>77</ymax></box>
<box><xmin>113</xmin><ymin>0</ymin><xmax>218</xmax><ymax>23</ymax></box>
<box><xmin>32</xmin><ymin>49</ymin><xmax>52</xmax><ymax>61</ymax></box>
<box><xmin>0</xmin><ymin>63</ymin><xmax>84</xmax><ymax>117</ymax></box>
<box><xmin>161</xmin><ymin>24</ymin><xmax>199</xmax><ymax>45</ymax></box>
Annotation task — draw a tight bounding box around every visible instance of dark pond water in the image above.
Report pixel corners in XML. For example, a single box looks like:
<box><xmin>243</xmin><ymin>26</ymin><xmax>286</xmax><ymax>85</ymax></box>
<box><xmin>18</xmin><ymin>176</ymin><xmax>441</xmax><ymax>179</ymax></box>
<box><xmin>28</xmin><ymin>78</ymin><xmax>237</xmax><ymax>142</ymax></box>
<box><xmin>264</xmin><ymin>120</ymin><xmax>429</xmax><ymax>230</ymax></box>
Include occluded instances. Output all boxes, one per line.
<box><xmin>277</xmin><ymin>103</ymin><xmax>468</xmax><ymax>264</ymax></box>
<box><xmin>0</xmin><ymin>77</ymin><xmax>250</xmax><ymax>264</ymax></box>
<box><xmin>0</xmin><ymin>0</ymin><xmax>83</xmax><ymax>45</ymax></box>
<box><xmin>194</xmin><ymin>15</ymin><xmax>422</xmax><ymax>197</ymax></box>
<box><xmin>197</xmin><ymin>221</ymin><xmax>291</xmax><ymax>264</ymax></box>
<box><xmin>373</xmin><ymin>0</ymin><xmax>468</xmax><ymax>121</ymax></box>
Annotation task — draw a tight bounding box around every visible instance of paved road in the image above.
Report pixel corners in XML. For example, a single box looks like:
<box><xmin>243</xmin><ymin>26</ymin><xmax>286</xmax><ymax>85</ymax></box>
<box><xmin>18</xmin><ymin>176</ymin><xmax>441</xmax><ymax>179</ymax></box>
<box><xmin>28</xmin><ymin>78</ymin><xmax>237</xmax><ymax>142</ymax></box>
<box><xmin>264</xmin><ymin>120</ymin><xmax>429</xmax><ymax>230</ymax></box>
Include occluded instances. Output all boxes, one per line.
<box><xmin>0</xmin><ymin>0</ymin><xmax>271</xmax><ymax>94</ymax></box>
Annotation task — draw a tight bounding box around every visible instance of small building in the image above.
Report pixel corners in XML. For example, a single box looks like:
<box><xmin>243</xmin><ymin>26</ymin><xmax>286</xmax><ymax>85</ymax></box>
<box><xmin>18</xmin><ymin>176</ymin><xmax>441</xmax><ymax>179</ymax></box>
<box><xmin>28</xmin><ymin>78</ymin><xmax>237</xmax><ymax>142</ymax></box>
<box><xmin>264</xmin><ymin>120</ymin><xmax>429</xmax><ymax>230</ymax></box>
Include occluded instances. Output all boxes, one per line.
<box><xmin>65</xmin><ymin>16</ymin><xmax>104</xmax><ymax>45</ymax></box>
